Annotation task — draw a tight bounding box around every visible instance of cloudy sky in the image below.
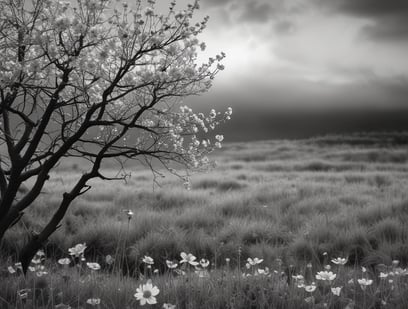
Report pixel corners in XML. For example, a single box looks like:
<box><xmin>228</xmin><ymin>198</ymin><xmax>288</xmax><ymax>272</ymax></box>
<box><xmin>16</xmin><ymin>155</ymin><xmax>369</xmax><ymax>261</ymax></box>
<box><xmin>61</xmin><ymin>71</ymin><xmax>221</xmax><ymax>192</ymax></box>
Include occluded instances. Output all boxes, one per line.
<box><xmin>165</xmin><ymin>0</ymin><xmax>408</xmax><ymax>140</ymax></box>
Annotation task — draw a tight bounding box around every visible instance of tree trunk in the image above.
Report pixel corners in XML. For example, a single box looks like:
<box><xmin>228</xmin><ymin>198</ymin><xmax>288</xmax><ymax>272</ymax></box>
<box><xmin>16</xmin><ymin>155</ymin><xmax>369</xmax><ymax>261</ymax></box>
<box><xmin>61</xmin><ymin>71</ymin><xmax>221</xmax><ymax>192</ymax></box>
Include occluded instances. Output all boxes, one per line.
<box><xmin>19</xmin><ymin>234</ymin><xmax>43</xmax><ymax>274</ymax></box>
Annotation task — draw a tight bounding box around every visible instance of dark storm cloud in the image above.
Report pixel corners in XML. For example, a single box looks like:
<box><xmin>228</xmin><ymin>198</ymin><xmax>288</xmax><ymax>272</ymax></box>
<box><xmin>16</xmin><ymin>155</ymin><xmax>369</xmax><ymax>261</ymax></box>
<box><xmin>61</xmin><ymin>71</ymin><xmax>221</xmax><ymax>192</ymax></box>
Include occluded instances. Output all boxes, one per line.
<box><xmin>316</xmin><ymin>0</ymin><xmax>408</xmax><ymax>41</ymax></box>
<box><xmin>324</xmin><ymin>0</ymin><xmax>408</xmax><ymax>17</ymax></box>
<box><xmin>239</xmin><ymin>2</ymin><xmax>273</xmax><ymax>23</ymax></box>
<box><xmin>201</xmin><ymin>0</ymin><xmax>233</xmax><ymax>8</ymax></box>
<box><xmin>274</xmin><ymin>20</ymin><xmax>296</xmax><ymax>35</ymax></box>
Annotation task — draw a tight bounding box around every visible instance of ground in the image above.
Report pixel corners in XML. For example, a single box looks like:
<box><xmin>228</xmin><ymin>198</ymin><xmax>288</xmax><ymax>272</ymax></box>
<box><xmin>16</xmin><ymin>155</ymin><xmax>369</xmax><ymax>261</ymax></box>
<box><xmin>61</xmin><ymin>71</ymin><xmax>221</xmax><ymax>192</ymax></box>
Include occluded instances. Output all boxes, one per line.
<box><xmin>1</xmin><ymin>132</ymin><xmax>408</xmax><ymax>308</ymax></box>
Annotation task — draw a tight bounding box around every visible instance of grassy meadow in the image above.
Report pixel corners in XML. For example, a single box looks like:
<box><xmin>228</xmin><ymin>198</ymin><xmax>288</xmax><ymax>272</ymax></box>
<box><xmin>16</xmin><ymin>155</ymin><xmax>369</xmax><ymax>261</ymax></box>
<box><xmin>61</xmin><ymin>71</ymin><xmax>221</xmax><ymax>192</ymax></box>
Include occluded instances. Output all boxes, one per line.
<box><xmin>2</xmin><ymin>132</ymin><xmax>408</xmax><ymax>308</ymax></box>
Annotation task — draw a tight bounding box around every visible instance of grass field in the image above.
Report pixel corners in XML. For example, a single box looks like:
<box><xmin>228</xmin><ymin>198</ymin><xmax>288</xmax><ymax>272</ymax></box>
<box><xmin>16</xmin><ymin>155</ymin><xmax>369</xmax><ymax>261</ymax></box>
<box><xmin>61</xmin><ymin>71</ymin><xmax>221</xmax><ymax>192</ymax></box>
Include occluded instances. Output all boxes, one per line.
<box><xmin>1</xmin><ymin>132</ymin><xmax>408</xmax><ymax>308</ymax></box>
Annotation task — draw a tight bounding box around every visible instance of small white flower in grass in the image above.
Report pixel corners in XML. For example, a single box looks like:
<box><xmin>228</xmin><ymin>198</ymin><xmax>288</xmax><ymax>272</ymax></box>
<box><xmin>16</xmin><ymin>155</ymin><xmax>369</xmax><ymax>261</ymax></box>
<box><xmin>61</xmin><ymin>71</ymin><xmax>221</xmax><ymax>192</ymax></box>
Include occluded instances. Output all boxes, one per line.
<box><xmin>257</xmin><ymin>267</ymin><xmax>270</xmax><ymax>276</ymax></box>
<box><xmin>7</xmin><ymin>266</ymin><xmax>16</xmax><ymax>274</ymax></box>
<box><xmin>28</xmin><ymin>266</ymin><xmax>36</xmax><ymax>272</ymax></box>
<box><xmin>361</xmin><ymin>266</ymin><xmax>367</xmax><ymax>273</ymax></box>
<box><xmin>331</xmin><ymin>257</ymin><xmax>348</xmax><ymax>265</ymax></box>
<box><xmin>123</xmin><ymin>209</ymin><xmax>134</xmax><ymax>220</ymax></box>
<box><xmin>31</xmin><ymin>257</ymin><xmax>42</xmax><ymax>265</ymax></box>
<box><xmin>316</xmin><ymin>271</ymin><xmax>336</xmax><ymax>281</ymax></box>
<box><xmin>36</xmin><ymin>250</ymin><xmax>45</xmax><ymax>257</ymax></box>
<box><xmin>163</xmin><ymin>304</ymin><xmax>176</xmax><ymax>309</ymax></box>
<box><xmin>58</xmin><ymin>258</ymin><xmax>71</xmax><ymax>265</ymax></box>
<box><xmin>324</xmin><ymin>265</ymin><xmax>331</xmax><ymax>270</ymax></box>
<box><xmin>36</xmin><ymin>265</ymin><xmax>48</xmax><ymax>277</ymax></box>
<box><xmin>86</xmin><ymin>262</ymin><xmax>101</xmax><ymax>271</ymax></box>
<box><xmin>304</xmin><ymin>284</ymin><xmax>316</xmax><ymax>293</ymax></box>
<box><xmin>142</xmin><ymin>256</ymin><xmax>154</xmax><ymax>265</ymax></box>
<box><xmin>200</xmin><ymin>259</ymin><xmax>210</xmax><ymax>268</ymax></box>
<box><xmin>68</xmin><ymin>243</ymin><xmax>87</xmax><ymax>257</ymax></box>
<box><xmin>166</xmin><ymin>260</ymin><xmax>178</xmax><ymax>269</ymax></box>
<box><xmin>17</xmin><ymin>289</ymin><xmax>30</xmax><ymax>300</ymax></box>
<box><xmin>379</xmin><ymin>272</ymin><xmax>388</xmax><ymax>279</ymax></box>
<box><xmin>134</xmin><ymin>281</ymin><xmax>160</xmax><ymax>305</ymax></box>
<box><xmin>15</xmin><ymin>262</ymin><xmax>22</xmax><ymax>270</ymax></box>
<box><xmin>180</xmin><ymin>252</ymin><xmax>198</xmax><ymax>266</ymax></box>
<box><xmin>331</xmin><ymin>287</ymin><xmax>342</xmax><ymax>296</ymax></box>
<box><xmin>247</xmin><ymin>257</ymin><xmax>263</xmax><ymax>266</ymax></box>
<box><xmin>86</xmin><ymin>298</ymin><xmax>101</xmax><ymax>306</ymax></box>
<box><xmin>358</xmin><ymin>278</ymin><xmax>373</xmax><ymax>289</ymax></box>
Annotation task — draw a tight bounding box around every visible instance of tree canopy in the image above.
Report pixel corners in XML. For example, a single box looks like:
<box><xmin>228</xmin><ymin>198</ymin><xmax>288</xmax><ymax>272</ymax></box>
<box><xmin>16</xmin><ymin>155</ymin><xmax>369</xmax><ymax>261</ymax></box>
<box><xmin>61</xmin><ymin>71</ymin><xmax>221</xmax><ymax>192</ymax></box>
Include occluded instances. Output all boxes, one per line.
<box><xmin>0</xmin><ymin>0</ymin><xmax>230</xmax><ymax>271</ymax></box>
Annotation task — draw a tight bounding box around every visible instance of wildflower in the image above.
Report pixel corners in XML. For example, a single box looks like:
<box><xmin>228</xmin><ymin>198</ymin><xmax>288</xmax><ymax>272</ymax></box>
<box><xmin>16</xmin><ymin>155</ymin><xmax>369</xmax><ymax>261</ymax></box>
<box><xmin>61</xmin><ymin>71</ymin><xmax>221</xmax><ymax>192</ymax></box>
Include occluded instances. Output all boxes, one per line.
<box><xmin>292</xmin><ymin>274</ymin><xmax>304</xmax><ymax>281</ymax></box>
<box><xmin>28</xmin><ymin>266</ymin><xmax>36</xmax><ymax>272</ymax></box>
<box><xmin>166</xmin><ymin>260</ymin><xmax>178</xmax><ymax>269</ymax></box>
<box><xmin>392</xmin><ymin>260</ymin><xmax>399</xmax><ymax>267</ymax></box>
<box><xmin>394</xmin><ymin>267</ymin><xmax>408</xmax><ymax>276</ymax></box>
<box><xmin>331</xmin><ymin>287</ymin><xmax>342</xmax><ymax>296</ymax></box>
<box><xmin>315</xmin><ymin>271</ymin><xmax>336</xmax><ymax>281</ymax></box>
<box><xmin>142</xmin><ymin>256</ymin><xmax>154</xmax><ymax>265</ymax></box>
<box><xmin>86</xmin><ymin>298</ymin><xmax>101</xmax><ymax>306</ymax></box>
<box><xmin>331</xmin><ymin>257</ymin><xmax>348</xmax><ymax>265</ymax></box>
<box><xmin>123</xmin><ymin>209</ymin><xmax>134</xmax><ymax>220</ymax></box>
<box><xmin>258</xmin><ymin>267</ymin><xmax>270</xmax><ymax>275</ymax></box>
<box><xmin>163</xmin><ymin>304</ymin><xmax>176</xmax><ymax>309</ymax></box>
<box><xmin>58</xmin><ymin>258</ymin><xmax>71</xmax><ymax>265</ymax></box>
<box><xmin>225</xmin><ymin>258</ymin><xmax>230</xmax><ymax>264</ymax></box>
<box><xmin>200</xmin><ymin>259</ymin><xmax>210</xmax><ymax>268</ymax></box>
<box><xmin>324</xmin><ymin>265</ymin><xmax>331</xmax><ymax>270</ymax></box>
<box><xmin>7</xmin><ymin>266</ymin><xmax>16</xmax><ymax>274</ymax></box>
<box><xmin>68</xmin><ymin>243</ymin><xmax>87</xmax><ymax>257</ymax></box>
<box><xmin>86</xmin><ymin>262</ymin><xmax>101</xmax><ymax>271</ymax></box>
<box><xmin>247</xmin><ymin>257</ymin><xmax>263</xmax><ymax>266</ymax></box>
<box><xmin>361</xmin><ymin>266</ymin><xmax>367</xmax><ymax>273</ymax></box>
<box><xmin>31</xmin><ymin>257</ymin><xmax>42</xmax><ymax>265</ymax></box>
<box><xmin>180</xmin><ymin>252</ymin><xmax>199</xmax><ymax>266</ymax></box>
<box><xmin>357</xmin><ymin>278</ymin><xmax>373</xmax><ymax>289</ymax></box>
<box><xmin>304</xmin><ymin>284</ymin><xmax>316</xmax><ymax>293</ymax></box>
<box><xmin>292</xmin><ymin>275</ymin><xmax>305</xmax><ymax>288</ymax></box>
<box><xmin>379</xmin><ymin>272</ymin><xmax>388</xmax><ymax>279</ymax></box>
<box><xmin>134</xmin><ymin>282</ymin><xmax>160</xmax><ymax>305</ymax></box>
<box><xmin>17</xmin><ymin>289</ymin><xmax>30</xmax><ymax>300</ymax></box>
<box><xmin>36</xmin><ymin>265</ymin><xmax>48</xmax><ymax>277</ymax></box>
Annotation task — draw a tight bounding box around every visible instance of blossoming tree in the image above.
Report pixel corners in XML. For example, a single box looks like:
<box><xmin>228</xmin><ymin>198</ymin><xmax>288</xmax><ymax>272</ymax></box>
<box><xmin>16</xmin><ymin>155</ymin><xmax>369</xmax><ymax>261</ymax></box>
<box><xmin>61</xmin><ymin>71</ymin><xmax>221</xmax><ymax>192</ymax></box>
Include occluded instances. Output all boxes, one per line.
<box><xmin>0</xmin><ymin>0</ymin><xmax>230</xmax><ymax>272</ymax></box>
